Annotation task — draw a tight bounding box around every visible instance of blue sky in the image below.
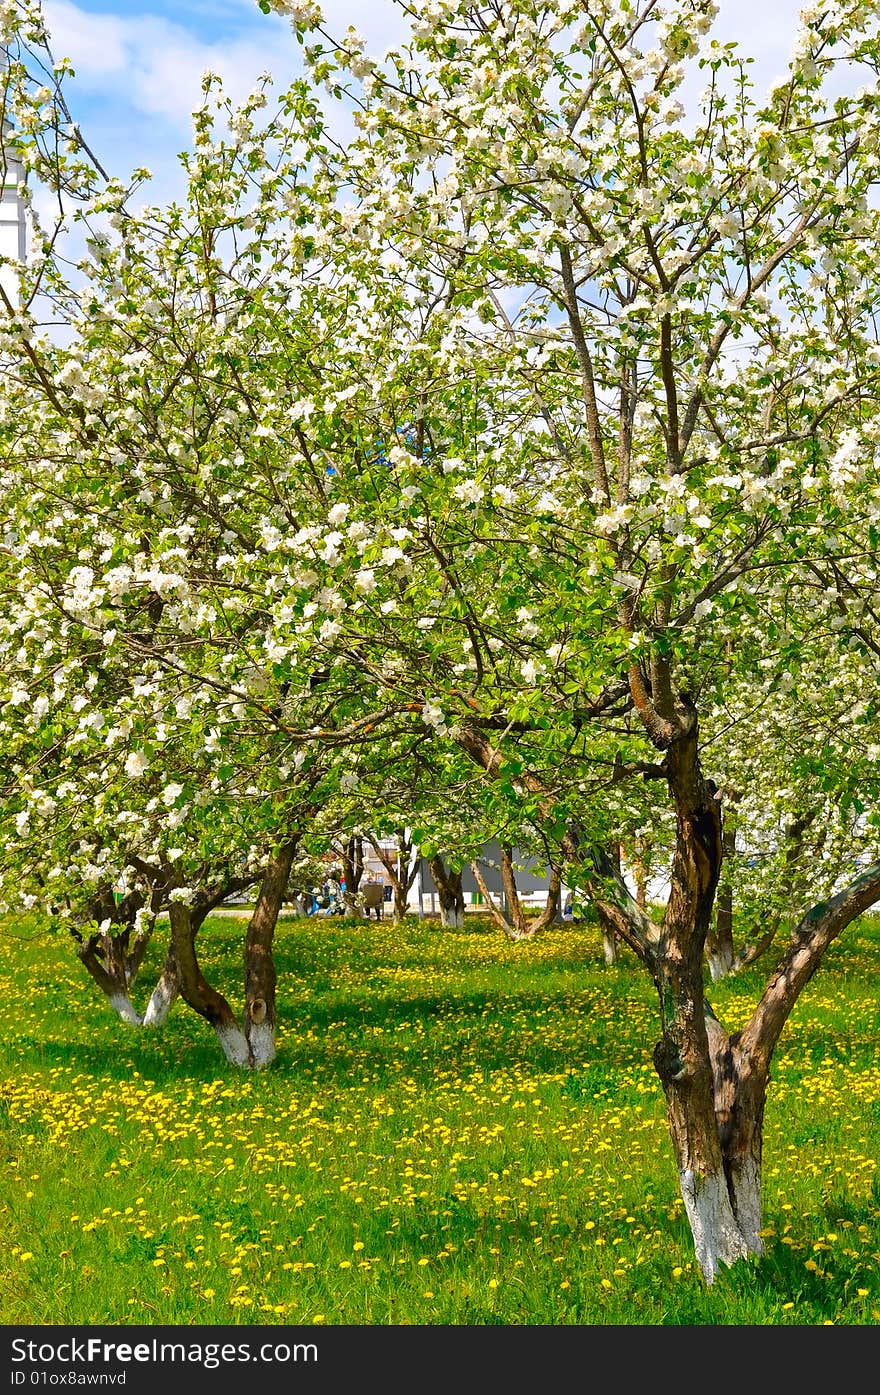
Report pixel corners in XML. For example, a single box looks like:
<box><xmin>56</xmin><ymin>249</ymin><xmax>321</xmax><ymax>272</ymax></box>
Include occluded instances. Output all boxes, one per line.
<box><xmin>38</xmin><ymin>0</ymin><xmax>809</xmax><ymax>204</ymax></box>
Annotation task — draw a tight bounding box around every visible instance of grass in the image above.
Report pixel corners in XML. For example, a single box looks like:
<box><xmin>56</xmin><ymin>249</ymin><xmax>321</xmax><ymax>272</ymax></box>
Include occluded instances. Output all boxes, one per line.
<box><xmin>0</xmin><ymin>910</ymin><xmax>878</xmax><ymax>1326</ymax></box>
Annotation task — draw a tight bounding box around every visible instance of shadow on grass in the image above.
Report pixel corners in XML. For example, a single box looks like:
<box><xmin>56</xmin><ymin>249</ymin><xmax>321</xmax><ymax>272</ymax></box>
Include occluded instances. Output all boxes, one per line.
<box><xmin>2</xmin><ymin>976</ymin><xmax>656</xmax><ymax>1088</ymax></box>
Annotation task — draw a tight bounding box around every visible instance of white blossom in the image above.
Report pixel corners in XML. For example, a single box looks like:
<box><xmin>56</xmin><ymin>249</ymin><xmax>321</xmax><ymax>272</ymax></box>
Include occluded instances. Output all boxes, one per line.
<box><xmin>124</xmin><ymin>751</ymin><xmax>149</xmax><ymax>778</ymax></box>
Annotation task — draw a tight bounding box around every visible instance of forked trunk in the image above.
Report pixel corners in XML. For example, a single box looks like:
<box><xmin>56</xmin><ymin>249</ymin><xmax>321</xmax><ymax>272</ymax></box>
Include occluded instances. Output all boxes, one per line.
<box><xmin>367</xmin><ymin>832</ymin><xmax>417</xmax><ymax>923</ymax></box>
<box><xmin>468</xmin><ymin>858</ymin><xmax>513</xmax><ymax>935</ymax></box>
<box><xmin>456</xmin><ymin>698</ymin><xmax>880</xmax><ymax>1283</ymax></box>
<box><xmin>475</xmin><ymin>857</ymin><xmax>561</xmax><ymax>940</ymax></box>
<box><xmin>649</xmin><ymin>734</ymin><xmax>880</xmax><ymax>1281</ymax></box>
<box><xmin>529</xmin><ymin>865</ymin><xmax>562</xmax><ymax>935</ymax></box>
<box><xmin>165</xmin><ymin>849</ymin><xmax>297</xmax><ymax>1068</ymax></box>
<box><xmin>143</xmin><ymin>898</ymin><xmax>212</xmax><ymax>1026</ymax></box>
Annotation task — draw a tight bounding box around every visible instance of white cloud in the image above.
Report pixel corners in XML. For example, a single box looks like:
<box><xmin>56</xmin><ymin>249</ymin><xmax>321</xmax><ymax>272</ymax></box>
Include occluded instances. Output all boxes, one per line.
<box><xmin>42</xmin><ymin>0</ymin><xmax>298</xmax><ymax>126</ymax></box>
<box><xmin>29</xmin><ymin>0</ymin><xmax>828</xmax><ymax>213</ymax></box>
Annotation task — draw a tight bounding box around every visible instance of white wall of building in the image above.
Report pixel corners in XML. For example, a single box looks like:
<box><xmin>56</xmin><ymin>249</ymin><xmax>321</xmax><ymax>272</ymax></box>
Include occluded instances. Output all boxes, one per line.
<box><xmin>0</xmin><ymin>124</ymin><xmax>26</xmax><ymax>307</ymax></box>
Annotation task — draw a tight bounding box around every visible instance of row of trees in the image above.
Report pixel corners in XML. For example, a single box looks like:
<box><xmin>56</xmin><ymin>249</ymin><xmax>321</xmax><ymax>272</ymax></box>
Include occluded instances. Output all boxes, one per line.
<box><xmin>2</xmin><ymin>0</ymin><xmax>880</xmax><ymax>1284</ymax></box>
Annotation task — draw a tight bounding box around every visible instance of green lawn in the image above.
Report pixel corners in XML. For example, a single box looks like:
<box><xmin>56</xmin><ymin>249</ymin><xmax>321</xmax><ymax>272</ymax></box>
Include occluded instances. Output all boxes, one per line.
<box><xmin>1</xmin><ymin>912</ymin><xmax>878</xmax><ymax>1325</ymax></box>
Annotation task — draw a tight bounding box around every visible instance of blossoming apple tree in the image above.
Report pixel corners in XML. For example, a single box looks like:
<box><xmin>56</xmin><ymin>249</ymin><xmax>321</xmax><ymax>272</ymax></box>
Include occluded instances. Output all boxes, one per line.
<box><xmin>256</xmin><ymin>0</ymin><xmax>880</xmax><ymax>1282</ymax></box>
<box><xmin>2</xmin><ymin>0</ymin><xmax>880</xmax><ymax>1282</ymax></box>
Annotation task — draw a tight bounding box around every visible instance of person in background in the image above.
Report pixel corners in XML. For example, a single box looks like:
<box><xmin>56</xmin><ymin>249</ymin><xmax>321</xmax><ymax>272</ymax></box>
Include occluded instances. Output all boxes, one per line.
<box><xmin>362</xmin><ymin>873</ymin><xmax>385</xmax><ymax>921</ymax></box>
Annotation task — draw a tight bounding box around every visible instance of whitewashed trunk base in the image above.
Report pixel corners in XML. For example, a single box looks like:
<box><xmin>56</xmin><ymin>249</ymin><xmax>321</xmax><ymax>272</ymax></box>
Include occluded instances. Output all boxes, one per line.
<box><xmin>439</xmin><ymin>908</ymin><xmax>464</xmax><ymax>929</ymax></box>
<box><xmin>215</xmin><ymin>1022</ymin><xmax>253</xmax><ymax>1068</ymax></box>
<box><xmin>708</xmin><ymin>948</ymin><xmax>734</xmax><ymax>982</ymax></box>
<box><xmin>143</xmin><ymin>978</ymin><xmax>179</xmax><ymax>1026</ymax></box>
<box><xmin>730</xmin><ymin>1156</ymin><xmax>764</xmax><ymax>1255</ymax></box>
<box><xmin>109</xmin><ymin>991</ymin><xmax>143</xmax><ymax>1026</ymax></box>
<box><xmin>680</xmin><ymin>1168</ymin><xmax>750</xmax><ymax>1283</ymax></box>
<box><xmin>247</xmin><ymin>1022</ymin><xmax>276</xmax><ymax>1069</ymax></box>
<box><xmin>602</xmin><ymin>932</ymin><xmax>617</xmax><ymax>966</ymax></box>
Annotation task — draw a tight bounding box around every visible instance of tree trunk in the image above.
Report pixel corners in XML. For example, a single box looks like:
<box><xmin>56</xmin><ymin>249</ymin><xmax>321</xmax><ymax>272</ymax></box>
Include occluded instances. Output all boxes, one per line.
<box><xmin>472</xmin><ymin>853</ymin><xmax>561</xmax><ymax>939</ymax></box>
<box><xmin>651</xmin><ymin>717</ymin><xmax>753</xmax><ymax>1282</ymax></box>
<box><xmin>428</xmin><ymin>854</ymin><xmax>465</xmax><ymax>929</ymax></box>
<box><xmin>76</xmin><ymin>931</ymin><xmax>142</xmax><ymax>1025</ymax></box>
<box><xmin>244</xmin><ymin>840</ymin><xmax>296</xmax><ymax>1068</ymax></box>
<box><xmin>143</xmin><ymin>939</ymin><xmax>180</xmax><ymax>1026</ymax></box>
<box><xmin>596</xmin><ymin>845</ymin><xmax>623</xmax><ymax>964</ymax></box>
<box><xmin>468</xmin><ymin>858</ymin><xmax>513</xmax><ymax>934</ymax></box>
<box><xmin>707</xmin><ymin>809</ymin><xmax>737</xmax><ymax>981</ymax></box>
<box><xmin>341</xmin><ymin>836</ymin><xmax>364</xmax><ymax>915</ymax></box>
<box><xmin>499</xmin><ymin>844</ymin><xmax>530</xmax><ymax>937</ymax></box>
<box><xmin>168</xmin><ymin>902</ymin><xmax>251</xmax><ymax>1066</ymax></box>
<box><xmin>600</xmin><ymin>920</ymin><xmax>619</xmax><ymax>965</ymax></box>
<box><xmin>72</xmin><ymin>884</ymin><xmax>159</xmax><ymax>1024</ymax></box>
<box><xmin>530</xmin><ymin>864</ymin><xmax>562</xmax><ymax>935</ymax></box>
<box><xmin>632</xmin><ymin>836</ymin><xmax>651</xmax><ymax>911</ymax></box>
<box><xmin>367</xmin><ymin>831</ymin><xmax>417</xmax><ymax>923</ymax></box>
<box><xmin>708</xmin><ymin>814</ymin><xmax>736</xmax><ymax>982</ymax></box>
<box><xmin>453</xmin><ymin>711</ymin><xmax>878</xmax><ymax>1283</ymax></box>
<box><xmin>392</xmin><ymin>880</ymin><xmax>407</xmax><ymax>921</ymax></box>
<box><xmin>719</xmin><ymin>856</ymin><xmax>880</xmax><ymax>1255</ymax></box>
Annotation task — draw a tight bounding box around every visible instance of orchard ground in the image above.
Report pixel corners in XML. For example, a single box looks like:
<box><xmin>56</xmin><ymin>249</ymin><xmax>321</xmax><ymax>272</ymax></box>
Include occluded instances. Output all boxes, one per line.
<box><xmin>1</xmin><ymin>910</ymin><xmax>878</xmax><ymax>1326</ymax></box>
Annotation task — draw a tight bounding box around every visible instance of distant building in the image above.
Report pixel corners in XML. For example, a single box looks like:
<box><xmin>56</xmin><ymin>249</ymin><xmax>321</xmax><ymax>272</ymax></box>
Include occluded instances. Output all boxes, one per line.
<box><xmin>0</xmin><ymin>120</ymin><xmax>26</xmax><ymax>306</ymax></box>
